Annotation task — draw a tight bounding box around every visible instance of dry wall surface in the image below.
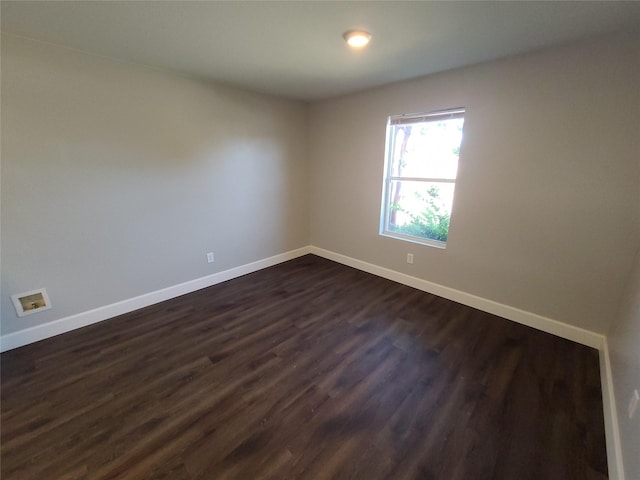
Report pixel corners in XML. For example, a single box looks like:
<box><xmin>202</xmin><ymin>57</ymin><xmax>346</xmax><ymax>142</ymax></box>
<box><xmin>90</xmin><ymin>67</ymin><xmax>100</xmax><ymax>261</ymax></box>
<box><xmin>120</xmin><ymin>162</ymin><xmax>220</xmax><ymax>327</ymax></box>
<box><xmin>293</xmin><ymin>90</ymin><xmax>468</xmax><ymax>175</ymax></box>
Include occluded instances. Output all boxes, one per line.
<box><xmin>309</xmin><ymin>32</ymin><xmax>640</xmax><ymax>333</ymax></box>
<box><xmin>1</xmin><ymin>35</ymin><xmax>309</xmax><ymax>335</ymax></box>
<box><xmin>609</xmin><ymin>247</ymin><xmax>640</xmax><ymax>480</ymax></box>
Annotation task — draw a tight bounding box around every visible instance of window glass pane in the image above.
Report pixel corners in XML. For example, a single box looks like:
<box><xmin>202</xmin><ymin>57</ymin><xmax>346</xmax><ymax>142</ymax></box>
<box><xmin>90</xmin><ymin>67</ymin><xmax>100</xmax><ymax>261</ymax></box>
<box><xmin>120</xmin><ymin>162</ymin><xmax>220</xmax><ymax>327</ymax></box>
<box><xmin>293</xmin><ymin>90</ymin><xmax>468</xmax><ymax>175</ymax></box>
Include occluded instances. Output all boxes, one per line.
<box><xmin>389</xmin><ymin>117</ymin><xmax>463</xmax><ymax>180</ymax></box>
<box><xmin>386</xmin><ymin>180</ymin><xmax>455</xmax><ymax>243</ymax></box>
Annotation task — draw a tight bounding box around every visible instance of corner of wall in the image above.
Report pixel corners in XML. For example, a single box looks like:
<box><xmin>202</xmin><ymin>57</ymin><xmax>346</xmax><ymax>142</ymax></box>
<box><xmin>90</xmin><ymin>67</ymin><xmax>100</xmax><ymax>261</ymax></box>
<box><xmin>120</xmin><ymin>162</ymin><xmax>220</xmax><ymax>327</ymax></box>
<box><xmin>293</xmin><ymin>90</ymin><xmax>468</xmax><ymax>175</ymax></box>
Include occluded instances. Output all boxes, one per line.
<box><xmin>0</xmin><ymin>246</ymin><xmax>313</xmax><ymax>353</ymax></box>
<box><xmin>600</xmin><ymin>337</ymin><xmax>627</xmax><ymax>480</ymax></box>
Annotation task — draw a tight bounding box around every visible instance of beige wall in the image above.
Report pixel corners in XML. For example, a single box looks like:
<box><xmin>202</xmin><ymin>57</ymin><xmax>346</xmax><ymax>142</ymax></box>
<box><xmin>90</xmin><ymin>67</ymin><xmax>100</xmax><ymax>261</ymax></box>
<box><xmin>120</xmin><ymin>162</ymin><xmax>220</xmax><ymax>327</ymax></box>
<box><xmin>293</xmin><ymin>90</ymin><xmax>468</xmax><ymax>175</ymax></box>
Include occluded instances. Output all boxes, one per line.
<box><xmin>309</xmin><ymin>32</ymin><xmax>640</xmax><ymax>334</ymax></box>
<box><xmin>1</xmin><ymin>35</ymin><xmax>309</xmax><ymax>335</ymax></box>
<box><xmin>2</xmin><ymin>32</ymin><xmax>637</xmax><ymax>337</ymax></box>
<box><xmin>608</xmin><ymin>247</ymin><xmax>640</xmax><ymax>480</ymax></box>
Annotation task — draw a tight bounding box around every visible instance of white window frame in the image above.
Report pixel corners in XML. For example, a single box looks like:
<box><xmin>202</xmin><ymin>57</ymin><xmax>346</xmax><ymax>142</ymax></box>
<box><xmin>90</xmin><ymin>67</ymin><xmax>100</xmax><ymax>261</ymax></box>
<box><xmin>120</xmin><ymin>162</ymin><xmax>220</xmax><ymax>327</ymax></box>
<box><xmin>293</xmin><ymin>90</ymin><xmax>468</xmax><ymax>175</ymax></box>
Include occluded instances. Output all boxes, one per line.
<box><xmin>379</xmin><ymin>107</ymin><xmax>465</xmax><ymax>249</ymax></box>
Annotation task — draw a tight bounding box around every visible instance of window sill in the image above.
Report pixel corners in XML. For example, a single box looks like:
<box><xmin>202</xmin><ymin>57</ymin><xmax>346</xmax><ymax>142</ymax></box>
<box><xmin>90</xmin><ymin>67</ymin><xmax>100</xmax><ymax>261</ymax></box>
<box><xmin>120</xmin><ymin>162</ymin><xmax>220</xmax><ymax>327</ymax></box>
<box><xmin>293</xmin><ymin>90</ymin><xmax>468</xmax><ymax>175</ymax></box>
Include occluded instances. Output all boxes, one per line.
<box><xmin>380</xmin><ymin>231</ymin><xmax>447</xmax><ymax>249</ymax></box>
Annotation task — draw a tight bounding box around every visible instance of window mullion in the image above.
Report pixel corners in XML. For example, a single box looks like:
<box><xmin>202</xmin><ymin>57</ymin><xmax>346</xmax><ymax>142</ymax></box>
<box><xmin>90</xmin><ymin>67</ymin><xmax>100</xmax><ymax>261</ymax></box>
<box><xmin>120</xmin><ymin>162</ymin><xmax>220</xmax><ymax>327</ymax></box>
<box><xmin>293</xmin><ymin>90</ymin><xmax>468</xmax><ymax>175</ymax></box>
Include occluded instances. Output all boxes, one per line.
<box><xmin>389</xmin><ymin>176</ymin><xmax>456</xmax><ymax>183</ymax></box>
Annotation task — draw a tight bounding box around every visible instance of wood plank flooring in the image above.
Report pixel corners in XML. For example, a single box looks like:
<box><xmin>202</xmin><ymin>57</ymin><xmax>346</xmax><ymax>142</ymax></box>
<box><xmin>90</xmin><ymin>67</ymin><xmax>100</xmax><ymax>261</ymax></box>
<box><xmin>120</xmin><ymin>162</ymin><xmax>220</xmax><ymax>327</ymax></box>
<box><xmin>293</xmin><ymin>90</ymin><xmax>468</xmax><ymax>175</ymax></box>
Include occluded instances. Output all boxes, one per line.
<box><xmin>1</xmin><ymin>254</ymin><xmax>608</xmax><ymax>479</ymax></box>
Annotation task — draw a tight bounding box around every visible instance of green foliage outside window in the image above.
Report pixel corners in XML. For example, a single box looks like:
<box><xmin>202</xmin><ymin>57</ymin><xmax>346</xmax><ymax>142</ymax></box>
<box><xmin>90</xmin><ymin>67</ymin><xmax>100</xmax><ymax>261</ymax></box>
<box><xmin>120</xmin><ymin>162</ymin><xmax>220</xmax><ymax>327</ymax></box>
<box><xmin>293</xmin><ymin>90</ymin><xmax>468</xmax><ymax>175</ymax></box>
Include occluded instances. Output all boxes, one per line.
<box><xmin>390</xmin><ymin>185</ymin><xmax>450</xmax><ymax>242</ymax></box>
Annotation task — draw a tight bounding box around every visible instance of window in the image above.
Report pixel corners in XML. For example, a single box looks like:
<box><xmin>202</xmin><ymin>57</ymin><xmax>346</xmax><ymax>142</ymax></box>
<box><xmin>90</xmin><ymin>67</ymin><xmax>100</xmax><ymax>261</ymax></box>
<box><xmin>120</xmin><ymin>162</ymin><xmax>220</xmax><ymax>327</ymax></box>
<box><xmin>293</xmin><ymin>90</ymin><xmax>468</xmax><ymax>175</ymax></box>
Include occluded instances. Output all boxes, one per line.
<box><xmin>380</xmin><ymin>108</ymin><xmax>465</xmax><ymax>248</ymax></box>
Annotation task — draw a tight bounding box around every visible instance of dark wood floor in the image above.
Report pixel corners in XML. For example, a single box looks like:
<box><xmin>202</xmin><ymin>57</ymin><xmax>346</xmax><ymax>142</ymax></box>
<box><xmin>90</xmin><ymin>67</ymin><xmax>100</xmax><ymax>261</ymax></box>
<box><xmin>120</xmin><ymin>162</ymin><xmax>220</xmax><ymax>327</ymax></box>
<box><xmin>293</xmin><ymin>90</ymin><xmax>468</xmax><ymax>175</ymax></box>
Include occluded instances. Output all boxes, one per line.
<box><xmin>1</xmin><ymin>255</ymin><xmax>607</xmax><ymax>479</ymax></box>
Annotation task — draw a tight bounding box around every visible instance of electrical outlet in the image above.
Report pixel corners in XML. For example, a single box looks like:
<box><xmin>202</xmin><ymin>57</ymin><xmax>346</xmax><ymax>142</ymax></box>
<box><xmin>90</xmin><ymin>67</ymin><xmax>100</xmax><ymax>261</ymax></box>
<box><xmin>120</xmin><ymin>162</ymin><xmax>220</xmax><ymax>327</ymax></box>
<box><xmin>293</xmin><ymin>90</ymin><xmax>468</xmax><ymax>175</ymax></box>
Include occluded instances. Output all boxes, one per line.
<box><xmin>407</xmin><ymin>253</ymin><xmax>414</xmax><ymax>264</ymax></box>
<box><xmin>206</xmin><ymin>252</ymin><xmax>215</xmax><ymax>263</ymax></box>
<box><xmin>629</xmin><ymin>389</ymin><xmax>639</xmax><ymax>419</ymax></box>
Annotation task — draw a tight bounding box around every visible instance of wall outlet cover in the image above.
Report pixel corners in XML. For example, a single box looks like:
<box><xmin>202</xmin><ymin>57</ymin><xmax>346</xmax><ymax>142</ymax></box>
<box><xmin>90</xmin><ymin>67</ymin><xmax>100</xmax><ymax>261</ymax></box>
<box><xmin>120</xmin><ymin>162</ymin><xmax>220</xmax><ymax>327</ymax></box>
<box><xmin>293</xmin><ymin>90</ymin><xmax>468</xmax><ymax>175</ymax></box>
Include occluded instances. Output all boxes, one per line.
<box><xmin>12</xmin><ymin>288</ymin><xmax>52</xmax><ymax>317</ymax></box>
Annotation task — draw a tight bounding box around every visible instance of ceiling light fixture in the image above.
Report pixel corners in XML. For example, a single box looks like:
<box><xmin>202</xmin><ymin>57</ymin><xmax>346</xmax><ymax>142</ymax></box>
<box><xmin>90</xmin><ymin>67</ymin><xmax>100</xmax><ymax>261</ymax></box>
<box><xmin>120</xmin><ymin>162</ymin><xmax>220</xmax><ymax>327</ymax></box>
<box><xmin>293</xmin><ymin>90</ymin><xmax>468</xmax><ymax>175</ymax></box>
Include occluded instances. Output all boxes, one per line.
<box><xmin>343</xmin><ymin>30</ymin><xmax>371</xmax><ymax>49</ymax></box>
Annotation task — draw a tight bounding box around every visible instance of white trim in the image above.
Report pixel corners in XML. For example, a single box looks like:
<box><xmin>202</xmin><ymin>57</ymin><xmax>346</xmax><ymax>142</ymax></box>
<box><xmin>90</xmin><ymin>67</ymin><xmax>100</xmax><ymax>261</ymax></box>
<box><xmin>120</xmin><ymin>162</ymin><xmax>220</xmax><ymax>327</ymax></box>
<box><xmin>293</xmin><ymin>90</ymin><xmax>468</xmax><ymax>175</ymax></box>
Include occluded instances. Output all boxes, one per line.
<box><xmin>1</xmin><ymin>244</ymin><xmax>623</xmax><ymax>478</ymax></box>
<box><xmin>380</xmin><ymin>231</ymin><xmax>447</xmax><ymax>249</ymax></box>
<box><xmin>309</xmin><ymin>246</ymin><xmax>604</xmax><ymax>349</ymax></box>
<box><xmin>0</xmin><ymin>246</ymin><xmax>312</xmax><ymax>353</ymax></box>
<box><xmin>389</xmin><ymin>107</ymin><xmax>466</xmax><ymax>125</ymax></box>
<box><xmin>5</xmin><ymin>246</ymin><xmax>603</xmax><ymax>351</ymax></box>
<box><xmin>600</xmin><ymin>339</ymin><xmax>626</xmax><ymax>480</ymax></box>
<box><xmin>388</xmin><ymin>176</ymin><xmax>456</xmax><ymax>183</ymax></box>
<box><xmin>309</xmin><ymin>247</ymin><xmax>624</xmax><ymax>478</ymax></box>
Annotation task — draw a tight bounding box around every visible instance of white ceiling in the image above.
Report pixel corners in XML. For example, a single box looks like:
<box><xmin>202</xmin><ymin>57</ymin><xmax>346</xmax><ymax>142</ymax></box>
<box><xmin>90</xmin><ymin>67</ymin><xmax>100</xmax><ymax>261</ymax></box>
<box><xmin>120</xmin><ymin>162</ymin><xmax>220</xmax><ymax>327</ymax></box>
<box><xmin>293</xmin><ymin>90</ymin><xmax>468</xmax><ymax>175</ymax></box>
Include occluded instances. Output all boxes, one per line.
<box><xmin>2</xmin><ymin>1</ymin><xmax>639</xmax><ymax>101</ymax></box>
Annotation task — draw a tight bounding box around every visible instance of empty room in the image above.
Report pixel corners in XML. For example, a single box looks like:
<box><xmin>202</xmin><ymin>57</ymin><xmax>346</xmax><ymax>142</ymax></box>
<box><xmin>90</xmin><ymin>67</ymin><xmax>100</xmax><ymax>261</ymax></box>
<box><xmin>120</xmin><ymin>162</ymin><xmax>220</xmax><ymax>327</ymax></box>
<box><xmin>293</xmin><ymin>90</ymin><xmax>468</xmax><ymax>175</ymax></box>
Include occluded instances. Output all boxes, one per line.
<box><xmin>1</xmin><ymin>1</ymin><xmax>639</xmax><ymax>479</ymax></box>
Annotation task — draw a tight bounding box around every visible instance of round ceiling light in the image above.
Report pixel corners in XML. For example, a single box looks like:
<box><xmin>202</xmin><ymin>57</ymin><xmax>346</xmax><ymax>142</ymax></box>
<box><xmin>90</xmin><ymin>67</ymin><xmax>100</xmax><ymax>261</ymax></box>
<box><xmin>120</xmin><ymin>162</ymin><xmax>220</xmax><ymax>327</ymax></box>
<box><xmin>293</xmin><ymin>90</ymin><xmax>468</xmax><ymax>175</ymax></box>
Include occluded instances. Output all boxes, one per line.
<box><xmin>343</xmin><ymin>30</ymin><xmax>371</xmax><ymax>49</ymax></box>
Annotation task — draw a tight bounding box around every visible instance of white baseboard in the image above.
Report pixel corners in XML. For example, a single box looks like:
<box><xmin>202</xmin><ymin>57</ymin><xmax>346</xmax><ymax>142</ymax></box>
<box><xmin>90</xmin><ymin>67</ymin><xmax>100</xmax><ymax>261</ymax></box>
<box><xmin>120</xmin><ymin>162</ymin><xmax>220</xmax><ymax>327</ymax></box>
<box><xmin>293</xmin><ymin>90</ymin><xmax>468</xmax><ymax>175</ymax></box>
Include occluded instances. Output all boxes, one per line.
<box><xmin>1</xmin><ymin>244</ymin><xmax>623</xmax><ymax>478</ymax></box>
<box><xmin>310</xmin><ymin>247</ymin><xmax>623</xmax><ymax>478</ymax></box>
<box><xmin>600</xmin><ymin>339</ymin><xmax>626</xmax><ymax>480</ymax></box>
<box><xmin>0</xmin><ymin>246</ymin><xmax>312</xmax><ymax>353</ymax></box>
<box><xmin>2</xmin><ymin>245</ymin><xmax>603</xmax><ymax>352</ymax></box>
<box><xmin>310</xmin><ymin>246</ymin><xmax>604</xmax><ymax>349</ymax></box>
